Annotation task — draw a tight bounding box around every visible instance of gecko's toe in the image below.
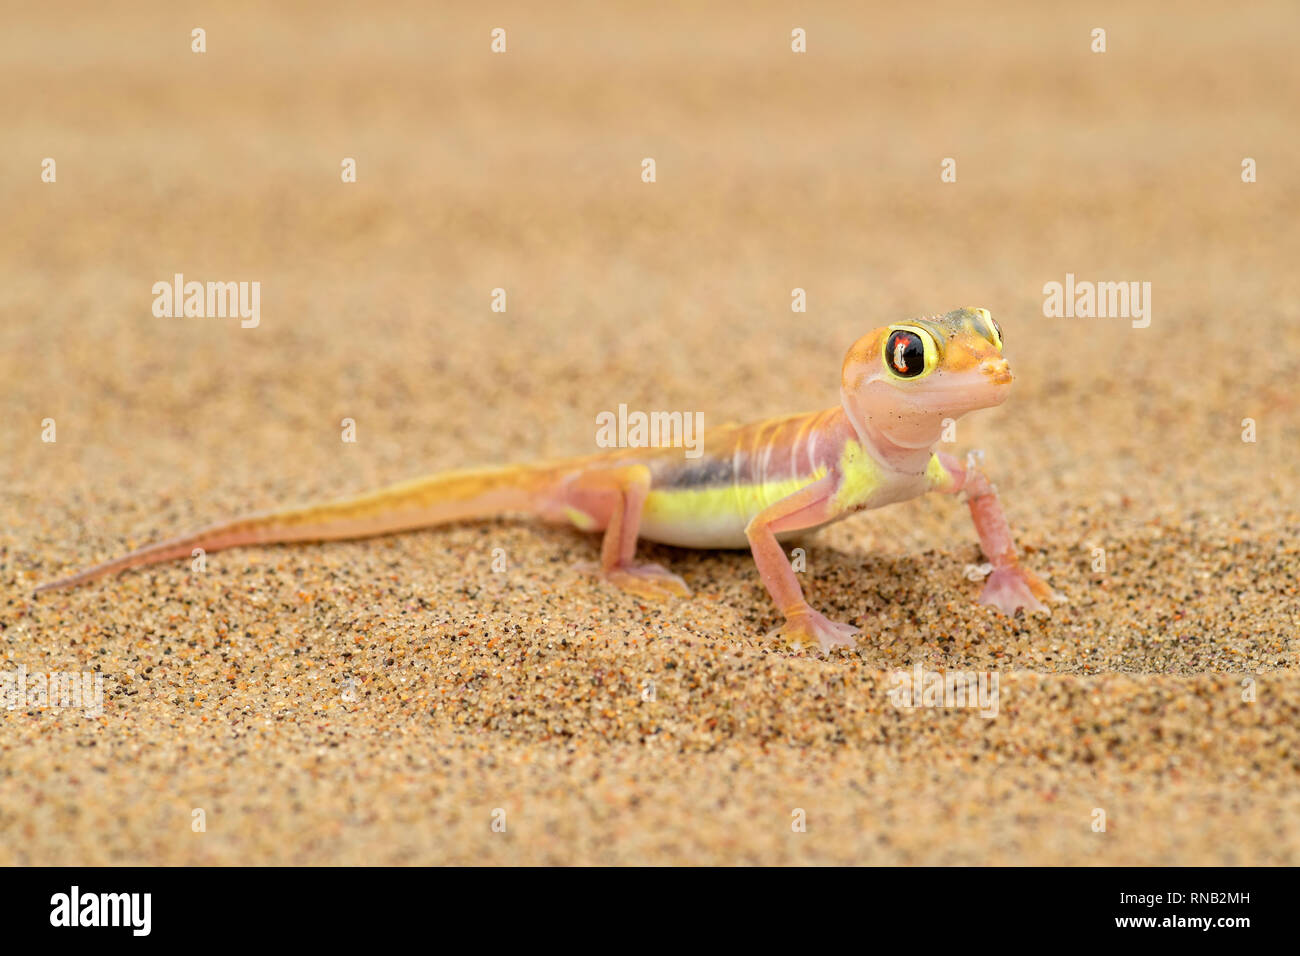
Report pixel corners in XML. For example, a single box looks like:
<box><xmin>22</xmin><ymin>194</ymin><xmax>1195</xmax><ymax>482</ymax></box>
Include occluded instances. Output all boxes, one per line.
<box><xmin>580</xmin><ymin>561</ymin><xmax>692</xmax><ymax>601</ymax></box>
<box><xmin>979</xmin><ymin>565</ymin><xmax>1055</xmax><ymax>615</ymax></box>
<box><xmin>769</xmin><ymin>608</ymin><xmax>860</xmax><ymax>654</ymax></box>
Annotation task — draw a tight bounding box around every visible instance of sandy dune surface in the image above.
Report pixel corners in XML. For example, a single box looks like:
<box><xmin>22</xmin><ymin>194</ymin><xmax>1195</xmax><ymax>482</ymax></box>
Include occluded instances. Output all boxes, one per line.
<box><xmin>1</xmin><ymin>1</ymin><xmax>1297</xmax><ymax>864</ymax></box>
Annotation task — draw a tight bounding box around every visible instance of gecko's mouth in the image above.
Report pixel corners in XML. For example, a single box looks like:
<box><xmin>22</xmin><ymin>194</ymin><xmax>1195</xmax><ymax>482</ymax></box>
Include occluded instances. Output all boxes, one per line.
<box><xmin>877</xmin><ymin>384</ymin><xmax>1010</xmax><ymax>432</ymax></box>
<box><xmin>903</xmin><ymin>369</ymin><xmax>1012</xmax><ymax>412</ymax></box>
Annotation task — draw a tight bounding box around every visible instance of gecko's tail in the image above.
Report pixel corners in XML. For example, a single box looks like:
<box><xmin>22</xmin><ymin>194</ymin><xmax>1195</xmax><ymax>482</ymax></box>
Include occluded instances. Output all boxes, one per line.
<box><xmin>33</xmin><ymin>462</ymin><xmax>571</xmax><ymax>594</ymax></box>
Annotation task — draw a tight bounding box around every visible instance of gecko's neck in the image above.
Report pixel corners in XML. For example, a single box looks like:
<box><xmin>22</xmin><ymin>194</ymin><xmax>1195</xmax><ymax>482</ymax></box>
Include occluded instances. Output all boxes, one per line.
<box><xmin>838</xmin><ymin>392</ymin><xmax>939</xmax><ymax>475</ymax></box>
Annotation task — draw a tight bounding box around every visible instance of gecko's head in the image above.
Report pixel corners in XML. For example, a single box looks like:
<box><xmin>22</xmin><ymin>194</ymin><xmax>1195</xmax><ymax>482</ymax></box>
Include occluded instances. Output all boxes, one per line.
<box><xmin>840</xmin><ymin>308</ymin><xmax>1012</xmax><ymax>449</ymax></box>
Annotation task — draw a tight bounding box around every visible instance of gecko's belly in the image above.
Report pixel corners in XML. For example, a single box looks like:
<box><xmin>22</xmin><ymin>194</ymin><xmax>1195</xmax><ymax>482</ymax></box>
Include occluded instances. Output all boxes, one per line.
<box><xmin>636</xmin><ymin>481</ymin><xmax>825</xmax><ymax>549</ymax></box>
<box><xmin>635</xmin><ymin>446</ymin><xmax>941</xmax><ymax>550</ymax></box>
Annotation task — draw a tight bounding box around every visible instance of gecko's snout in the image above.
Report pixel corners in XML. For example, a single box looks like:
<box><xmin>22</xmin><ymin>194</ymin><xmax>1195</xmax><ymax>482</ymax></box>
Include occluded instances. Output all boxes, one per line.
<box><xmin>979</xmin><ymin>357</ymin><xmax>1012</xmax><ymax>386</ymax></box>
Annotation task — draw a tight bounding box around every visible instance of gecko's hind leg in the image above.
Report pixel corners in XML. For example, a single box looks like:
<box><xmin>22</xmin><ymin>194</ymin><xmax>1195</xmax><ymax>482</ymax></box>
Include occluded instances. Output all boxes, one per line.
<box><xmin>564</xmin><ymin>465</ymin><xmax>691</xmax><ymax>601</ymax></box>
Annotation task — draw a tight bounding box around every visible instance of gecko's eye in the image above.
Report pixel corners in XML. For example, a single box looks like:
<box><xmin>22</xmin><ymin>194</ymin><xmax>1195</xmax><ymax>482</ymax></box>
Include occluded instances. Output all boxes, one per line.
<box><xmin>972</xmin><ymin>308</ymin><xmax>1003</xmax><ymax>351</ymax></box>
<box><xmin>883</xmin><ymin>326</ymin><xmax>938</xmax><ymax>380</ymax></box>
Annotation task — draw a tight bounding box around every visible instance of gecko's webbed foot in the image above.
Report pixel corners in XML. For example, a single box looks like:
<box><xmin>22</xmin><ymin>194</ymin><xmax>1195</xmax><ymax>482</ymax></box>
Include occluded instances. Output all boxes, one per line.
<box><xmin>980</xmin><ymin>565</ymin><xmax>1056</xmax><ymax>615</ymax></box>
<box><xmin>579</xmin><ymin>561</ymin><xmax>692</xmax><ymax>601</ymax></box>
<box><xmin>769</xmin><ymin>607</ymin><xmax>860</xmax><ymax>654</ymax></box>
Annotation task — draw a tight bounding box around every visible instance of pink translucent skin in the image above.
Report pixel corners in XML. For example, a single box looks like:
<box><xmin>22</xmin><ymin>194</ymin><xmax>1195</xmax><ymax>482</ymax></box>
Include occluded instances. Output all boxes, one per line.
<box><xmin>981</xmin><ymin>565</ymin><xmax>1052</xmax><ymax>615</ymax></box>
<box><xmin>938</xmin><ymin>452</ymin><xmax>1057</xmax><ymax>614</ymax></box>
<box><xmin>767</xmin><ymin>608</ymin><xmax>860</xmax><ymax>653</ymax></box>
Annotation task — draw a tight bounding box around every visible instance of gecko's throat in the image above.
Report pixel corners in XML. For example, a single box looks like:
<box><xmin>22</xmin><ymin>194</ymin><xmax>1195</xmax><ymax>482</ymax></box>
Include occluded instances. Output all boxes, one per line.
<box><xmin>841</xmin><ymin>364</ymin><xmax>1013</xmax><ymax>467</ymax></box>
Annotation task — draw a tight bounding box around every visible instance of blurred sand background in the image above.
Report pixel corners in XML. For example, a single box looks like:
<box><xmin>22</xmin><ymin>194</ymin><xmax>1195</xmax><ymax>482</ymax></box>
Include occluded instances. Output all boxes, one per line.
<box><xmin>2</xmin><ymin>0</ymin><xmax>1298</xmax><ymax>864</ymax></box>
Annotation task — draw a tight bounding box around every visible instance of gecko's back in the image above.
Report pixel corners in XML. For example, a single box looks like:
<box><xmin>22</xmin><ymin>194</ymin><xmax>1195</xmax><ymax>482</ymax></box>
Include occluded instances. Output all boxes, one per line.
<box><xmin>631</xmin><ymin>408</ymin><xmax>855</xmax><ymax>548</ymax></box>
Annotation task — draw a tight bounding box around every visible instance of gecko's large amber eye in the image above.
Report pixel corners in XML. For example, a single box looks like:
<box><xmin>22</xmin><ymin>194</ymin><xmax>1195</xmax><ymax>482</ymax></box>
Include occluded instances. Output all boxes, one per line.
<box><xmin>971</xmin><ymin>308</ymin><xmax>1003</xmax><ymax>351</ymax></box>
<box><xmin>883</xmin><ymin>326</ymin><xmax>938</xmax><ymax>380</ymax></box>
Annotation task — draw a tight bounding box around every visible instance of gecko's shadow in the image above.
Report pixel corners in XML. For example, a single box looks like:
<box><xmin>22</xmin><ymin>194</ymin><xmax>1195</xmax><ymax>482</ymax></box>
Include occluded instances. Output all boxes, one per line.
<box><xmin>533</xmin><ymin>523</ymin><xmax>977</xmax><ymax>646</ymax></box>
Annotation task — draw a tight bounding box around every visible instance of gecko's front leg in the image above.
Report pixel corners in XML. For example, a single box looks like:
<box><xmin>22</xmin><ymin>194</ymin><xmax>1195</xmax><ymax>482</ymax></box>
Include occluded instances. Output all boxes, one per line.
<box><xmin>745</xmin><ymin>474</ymin><xmax>859</xmax><ymax>653</ymax></box>
<box><xmin>936</xmin><ymin>451</ymin><xmax>1057</xmax><ymax>613</ymax></box>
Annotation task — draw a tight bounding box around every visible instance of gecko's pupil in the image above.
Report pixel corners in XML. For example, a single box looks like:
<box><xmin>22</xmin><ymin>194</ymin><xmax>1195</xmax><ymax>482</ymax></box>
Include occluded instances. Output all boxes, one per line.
<box><xmin>886</xmin><ymin>330</ymin><xmax>925</xmax><ymax>377</ymax></box>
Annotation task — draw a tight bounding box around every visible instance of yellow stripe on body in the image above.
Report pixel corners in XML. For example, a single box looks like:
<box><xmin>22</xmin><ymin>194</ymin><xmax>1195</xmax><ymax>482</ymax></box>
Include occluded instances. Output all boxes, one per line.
<box><xmin>563</xmin><ymin>506</ymin><xmax>599</xmax><ymax>531</ymax></box>
<box><xmin>834</xmin><ymin>441</ymin><xmax>952</xmax><ymax>513</ymax></box>
<box><xmin>925</xmin><ymin>453</ymin><xmax>958</xmax><ymax>492</ymax></box>
<box><xmin>638</xmin><ymin>468</ymin><xmax>828</xmax><ymax>549</ymax></box>
<box><xmin>831</xmin><ymin>440</ymin><xmax>886</xmax><ymax>511</ymax></box>
<box><xmin>635</xmin><ymin>439</ymin><xmax>940</xmax><ymax>549</ymax></box>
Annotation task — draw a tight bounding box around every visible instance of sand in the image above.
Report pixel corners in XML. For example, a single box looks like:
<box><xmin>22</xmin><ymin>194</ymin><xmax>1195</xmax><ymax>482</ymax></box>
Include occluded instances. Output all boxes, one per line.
<box><xmin>2</xmin><ymin>0</ymin><xmax>1297</xmax><ymax>864</ymax></box>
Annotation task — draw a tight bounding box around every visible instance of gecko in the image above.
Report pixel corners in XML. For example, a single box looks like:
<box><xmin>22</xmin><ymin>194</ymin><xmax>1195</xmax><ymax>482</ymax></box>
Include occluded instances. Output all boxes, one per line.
<box><xmin>35</xmin><ymin>307</ymin><xmax>1056</xmax><ymax>652</ymax></box>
